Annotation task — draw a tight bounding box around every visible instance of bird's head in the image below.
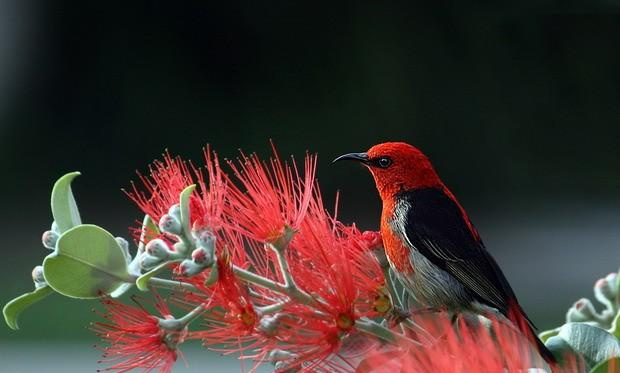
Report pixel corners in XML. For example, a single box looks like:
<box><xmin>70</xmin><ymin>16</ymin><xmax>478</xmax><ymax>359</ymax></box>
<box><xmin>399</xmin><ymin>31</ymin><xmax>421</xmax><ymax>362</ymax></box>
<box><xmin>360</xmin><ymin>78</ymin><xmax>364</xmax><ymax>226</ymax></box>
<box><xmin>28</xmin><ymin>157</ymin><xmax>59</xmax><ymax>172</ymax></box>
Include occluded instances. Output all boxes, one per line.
<box><xmin>333</xmin><ymin>142</ymin><xmax>442</xmax><ymax>200</ymax></box>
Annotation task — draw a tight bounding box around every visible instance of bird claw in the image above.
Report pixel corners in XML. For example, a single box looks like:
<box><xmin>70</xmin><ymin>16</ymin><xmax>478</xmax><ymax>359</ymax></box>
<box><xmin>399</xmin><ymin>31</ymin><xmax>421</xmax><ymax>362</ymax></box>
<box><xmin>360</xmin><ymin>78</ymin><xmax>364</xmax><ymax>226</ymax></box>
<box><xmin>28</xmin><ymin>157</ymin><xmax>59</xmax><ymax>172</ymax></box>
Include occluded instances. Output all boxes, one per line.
<box><xmin>386</xmin><ymin>306</ymin><xmax>411</xmax><ymax>327</ymax></box>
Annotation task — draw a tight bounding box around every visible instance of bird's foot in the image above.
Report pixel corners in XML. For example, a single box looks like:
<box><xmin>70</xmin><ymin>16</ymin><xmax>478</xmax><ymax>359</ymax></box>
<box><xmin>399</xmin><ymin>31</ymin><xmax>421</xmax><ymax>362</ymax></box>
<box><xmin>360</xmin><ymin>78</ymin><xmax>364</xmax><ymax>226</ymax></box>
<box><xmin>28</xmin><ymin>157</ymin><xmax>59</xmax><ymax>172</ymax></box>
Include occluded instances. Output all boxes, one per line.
<box><xmin>411</xmin><ymin>306</ymin><xmax>447</xmax><ymax>316</ymax></box>
<box><xmin>386</xmin><ymin>306</ymin><xmax>411</xmax><ymax>327</ymax></box>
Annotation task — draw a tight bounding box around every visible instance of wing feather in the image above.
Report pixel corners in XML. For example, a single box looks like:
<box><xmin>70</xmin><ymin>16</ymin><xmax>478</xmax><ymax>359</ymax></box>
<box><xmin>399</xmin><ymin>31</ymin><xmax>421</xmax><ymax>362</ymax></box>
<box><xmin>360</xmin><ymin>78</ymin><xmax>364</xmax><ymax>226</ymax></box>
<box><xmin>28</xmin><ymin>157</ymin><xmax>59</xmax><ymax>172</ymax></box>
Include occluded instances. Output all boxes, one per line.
<box><xmin>396</xmin><ymin>188</ymin><xmax>516</xmax><ymax>315</ymax></box>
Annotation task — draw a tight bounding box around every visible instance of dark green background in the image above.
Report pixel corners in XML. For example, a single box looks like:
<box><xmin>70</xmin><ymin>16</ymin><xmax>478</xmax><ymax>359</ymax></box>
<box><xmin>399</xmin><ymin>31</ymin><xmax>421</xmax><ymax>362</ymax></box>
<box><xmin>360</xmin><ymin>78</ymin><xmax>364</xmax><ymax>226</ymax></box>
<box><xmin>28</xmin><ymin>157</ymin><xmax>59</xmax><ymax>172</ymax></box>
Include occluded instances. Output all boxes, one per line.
<box><xmin>1</xmin><ymin>0</ymin><xmax>619</xmax><ymax>354</ymax></box>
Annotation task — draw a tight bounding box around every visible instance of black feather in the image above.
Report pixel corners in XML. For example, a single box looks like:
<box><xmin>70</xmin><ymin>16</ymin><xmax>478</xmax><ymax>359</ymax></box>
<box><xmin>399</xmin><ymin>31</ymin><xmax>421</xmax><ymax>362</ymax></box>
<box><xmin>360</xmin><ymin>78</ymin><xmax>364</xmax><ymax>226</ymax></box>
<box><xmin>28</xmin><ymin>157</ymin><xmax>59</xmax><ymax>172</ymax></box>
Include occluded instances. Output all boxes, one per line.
<box><xmin>396</xmin><ymin>188</ymin><xmax>519</xmax><ymax>319</ymax></box>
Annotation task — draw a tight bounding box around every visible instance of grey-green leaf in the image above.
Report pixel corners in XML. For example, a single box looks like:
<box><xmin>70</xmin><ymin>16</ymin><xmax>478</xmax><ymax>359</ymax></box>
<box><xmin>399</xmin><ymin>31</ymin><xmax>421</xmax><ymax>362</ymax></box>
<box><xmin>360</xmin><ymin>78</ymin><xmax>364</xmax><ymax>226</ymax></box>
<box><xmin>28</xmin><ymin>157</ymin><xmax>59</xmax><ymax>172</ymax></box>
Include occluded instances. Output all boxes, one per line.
<box><xmin>51</xmin><ymin>172</ymin><xmax>82</xmax><ymax>233</ymax></box>
<box><xmin>3</xmin><ymin>286</ymin><xmax>54</xmax><ymax>330</ymax></box>
<box><xmin>179</xmin><ymin>184</ymin><xmax>196</xmax><ymax>236</ymax></box>
<box><xmin>43</xmin><ymin>224</ymin><xmax>132</xmax><ymax>299</ymax></box>
<box><xmin>557</xmin><ymin>323</ymin><xmax>620</xmax><ymax>368</ymax></box>
<box><xmin>590</xmin><ymin>357</ymin><xmax>620</xmax><ymax>373</ymax></box>
<box><xmin>546</xmin><ymin>335</ymin><xmax>580</xmax><ymax>365</ymax></box>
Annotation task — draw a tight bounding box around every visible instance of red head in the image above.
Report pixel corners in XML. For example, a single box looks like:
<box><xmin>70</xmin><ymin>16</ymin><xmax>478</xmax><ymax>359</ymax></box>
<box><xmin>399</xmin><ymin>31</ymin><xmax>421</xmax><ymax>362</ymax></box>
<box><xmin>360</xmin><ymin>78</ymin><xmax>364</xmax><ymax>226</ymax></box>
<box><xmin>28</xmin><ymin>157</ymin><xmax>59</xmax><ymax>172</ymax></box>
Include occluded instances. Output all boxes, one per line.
<box><xmin>333</xmin><ymin>142</ymin><xmax>443</xmax><ymax>200</ymax></box>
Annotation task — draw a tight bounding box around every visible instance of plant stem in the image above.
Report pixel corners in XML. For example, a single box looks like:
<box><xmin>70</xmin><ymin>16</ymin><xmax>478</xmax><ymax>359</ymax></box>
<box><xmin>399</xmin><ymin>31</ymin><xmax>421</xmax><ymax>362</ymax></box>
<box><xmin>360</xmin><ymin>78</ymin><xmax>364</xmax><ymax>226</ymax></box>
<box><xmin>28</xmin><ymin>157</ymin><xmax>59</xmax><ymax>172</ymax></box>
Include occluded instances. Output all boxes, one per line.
<box><xmin>149</xmin><ymin>277</ymin><xmax>199</xmax><ymax>292</ymax></box>
<box><xmin>356</xmin><ymin>317</ymin><xmax>421</xmax><ymax>346</ymax></box>
<box><xmin>159</xmin><ymin>303</ymin><xmax>206</xmax><ymax>331</ymax></box>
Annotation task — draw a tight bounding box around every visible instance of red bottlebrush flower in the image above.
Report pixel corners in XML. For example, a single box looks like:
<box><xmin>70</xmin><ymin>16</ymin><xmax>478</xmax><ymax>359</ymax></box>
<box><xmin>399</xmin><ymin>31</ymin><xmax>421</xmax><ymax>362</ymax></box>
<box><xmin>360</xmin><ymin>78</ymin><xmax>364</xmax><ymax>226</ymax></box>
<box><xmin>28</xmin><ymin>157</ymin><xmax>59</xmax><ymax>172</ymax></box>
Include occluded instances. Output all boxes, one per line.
<box><xmin>356</xmin><ymin>313</ymin><xmax>582</xmax><ymax>373</ymax></box>
<box><xmin>126</xmin><ymin>146</ymin><xmax>228</xmax><ymax>242</ymax></box>
<box><xmin>92</xmin><ymin>296</ymin><xmax>185</xmax><ymax>373</ymax></box>
<box><xmin>187</xmin><ymin>251</ymin><xmax>267</xmax><ymax>356</ymax></box>
<box><xmin>287</xmin><ymin>189</ymin><xmax>387</xmax><ymax>324</ymax></box>
<box><xmin>225</xmin><ymin>144</ymin><xmax>317</xmax><ymax>243</ymax></box>
<box><xmin>191</xmin><ymin>146</ymin><xmax>228</xmax><ymax>231</ymax></box>
<box><xmin>126</xmin><ymin>151</ymin><xmax>194</xmax><ymax>225</ymax></box>
<box><xmin>254</xmin><ymin>190</ymin><xmax>387</xmax><ymax>372</ymax></box>
<box><xmin>339</xmin><ymin>226</ymin><xmax>389</xmax><ymax>317</ymax></box>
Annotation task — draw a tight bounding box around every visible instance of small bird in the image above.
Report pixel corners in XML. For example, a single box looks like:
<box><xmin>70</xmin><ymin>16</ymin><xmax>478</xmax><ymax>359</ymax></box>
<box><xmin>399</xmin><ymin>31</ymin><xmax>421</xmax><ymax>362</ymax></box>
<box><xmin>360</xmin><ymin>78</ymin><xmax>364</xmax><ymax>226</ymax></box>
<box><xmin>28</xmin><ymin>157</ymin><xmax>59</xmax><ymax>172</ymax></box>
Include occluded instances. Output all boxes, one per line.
<box><xmin>334</xmin><ymin>142</ymin><xmax>555</xmax><ymax>363</ymax></box>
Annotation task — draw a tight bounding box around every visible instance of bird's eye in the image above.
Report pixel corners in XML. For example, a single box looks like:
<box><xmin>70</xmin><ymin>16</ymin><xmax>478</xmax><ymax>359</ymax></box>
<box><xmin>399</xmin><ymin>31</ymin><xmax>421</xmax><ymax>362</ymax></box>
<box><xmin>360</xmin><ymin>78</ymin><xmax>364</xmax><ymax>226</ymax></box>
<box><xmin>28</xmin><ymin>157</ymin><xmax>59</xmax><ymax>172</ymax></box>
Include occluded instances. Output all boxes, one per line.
<box><xmin>376</xmin><ymin>157</ymin><xmax>392</xmax><ymax>168</ymax></box>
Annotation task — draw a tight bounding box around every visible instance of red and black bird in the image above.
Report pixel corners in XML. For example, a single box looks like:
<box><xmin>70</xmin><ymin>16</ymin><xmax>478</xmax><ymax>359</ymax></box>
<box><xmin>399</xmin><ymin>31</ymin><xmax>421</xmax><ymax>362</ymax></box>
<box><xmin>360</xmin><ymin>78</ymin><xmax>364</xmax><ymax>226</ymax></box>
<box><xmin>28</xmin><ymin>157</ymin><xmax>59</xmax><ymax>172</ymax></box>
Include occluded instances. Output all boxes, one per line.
<box><xmin>334</xmin><ymin>142</ymin><xmax>554</xmax><ymax>363</ymax></box>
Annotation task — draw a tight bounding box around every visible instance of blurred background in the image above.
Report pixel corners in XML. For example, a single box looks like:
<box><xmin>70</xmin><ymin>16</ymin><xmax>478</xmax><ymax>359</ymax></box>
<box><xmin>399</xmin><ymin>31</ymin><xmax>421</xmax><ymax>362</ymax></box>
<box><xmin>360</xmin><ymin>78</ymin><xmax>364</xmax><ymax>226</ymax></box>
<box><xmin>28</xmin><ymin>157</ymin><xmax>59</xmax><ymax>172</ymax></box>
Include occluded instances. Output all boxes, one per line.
<box><xmin>1</xmin><ymin>1</ymin><xmax>620</xmax><ymax>372</ymax></box>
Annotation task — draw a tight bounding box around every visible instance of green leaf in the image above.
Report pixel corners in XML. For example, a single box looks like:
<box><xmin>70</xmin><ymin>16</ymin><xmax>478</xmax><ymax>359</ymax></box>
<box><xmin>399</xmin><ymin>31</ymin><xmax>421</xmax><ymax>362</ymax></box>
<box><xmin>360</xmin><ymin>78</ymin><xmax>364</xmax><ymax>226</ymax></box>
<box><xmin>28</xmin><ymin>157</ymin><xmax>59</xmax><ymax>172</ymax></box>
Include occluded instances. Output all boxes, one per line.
<box><xmin>557</xmin><ymin>323</ymin><xmax>620</xmax><ymax>368</ymax></box>
<box><xmin>51</xmin><ymin>172</ymin><xmax>82</xmax><ymax>233</ymax></box>
<box><xmin>3</xmin><ymin>286</ymin><xmax>54</xmax><ymax>330</ymax></box>
<box><xmin>590</xmin><ymin>357</ymin><xmax>620</xmax><ymax>373</ymax></box>
<box><xmin>179</xmin><ymin>185</ymin><xmax>196</xmax><ymax>236</ymax></box>
<box><xmin>43</xmin><ymin>224</ymin><xmax>131</xmax><ymax>299</ymax></box>
<box><xmin>136</xmin><ymin>261</ymin><xmax>176</xmax><ymax>291</ymax></box>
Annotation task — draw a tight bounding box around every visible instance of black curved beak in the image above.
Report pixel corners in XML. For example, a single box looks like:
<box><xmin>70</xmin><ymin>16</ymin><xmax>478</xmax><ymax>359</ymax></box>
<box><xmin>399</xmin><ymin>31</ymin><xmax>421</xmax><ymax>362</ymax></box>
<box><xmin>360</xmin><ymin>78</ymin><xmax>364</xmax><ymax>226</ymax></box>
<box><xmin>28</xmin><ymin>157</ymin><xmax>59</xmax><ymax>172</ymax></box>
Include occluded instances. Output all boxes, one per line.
<box><xmin>332</xmin><ymin>152</ymin><xmax>369</xmax><ymax>164</ymax></box>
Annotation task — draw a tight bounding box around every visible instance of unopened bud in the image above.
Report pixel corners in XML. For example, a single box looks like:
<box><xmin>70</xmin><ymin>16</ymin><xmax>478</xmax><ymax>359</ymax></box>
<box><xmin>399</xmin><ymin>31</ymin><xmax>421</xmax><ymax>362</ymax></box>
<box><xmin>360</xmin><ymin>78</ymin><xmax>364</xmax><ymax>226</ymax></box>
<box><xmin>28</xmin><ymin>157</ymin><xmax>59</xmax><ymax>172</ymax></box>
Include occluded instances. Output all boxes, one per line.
<box><xmin>42</xmin><ymin>230</ymin><xmax>59</xmax><ymax>250</ymax></box>
<box><xmin>168</xmin><ymin>204</ymin><xmax>181</xmax><ymax>220</ymax></box>
<box><xmin>32</xmin><ymin>265</ymin><xmax>46</xmax><ymax>288</ymax></box>
<box><xmin>51</xmin><ymin>221</ymin><xmax>60</xmax><ymax>234</ymax></box>
<box><xmin>145</xmin><ymin>239</ymin><xmax>172</xmax><ymax>259</ymax></box>
<box><xmin>159</xmin><ymin>214</ymin><xmax>182</xmax><ymax>235</ymax></box>
<box><xmin>192</xmin><ymin>247</ymin><xmax>214</xmax><ymax>267</ymax></box>
<box><xmin>193</xmin><ymin>229</ymin><xmax>216</xmax><ymax>250</ymax></box>
<box><xmin>176</xmin><ymin>259</ymin><xmax>202</xmax><ymax>277</ymax></box>
<box><xmin>268</xmin><ymin>349</ymin><xmax>298</xmax><ymax>362</ymax></box>
<box><xmin>140</xmin><ymin>253</ymin><xmax>163</xmax><ymax>270</ymax></box>
<box><xmin>566</xmin><ymin>298</ymin><xmax>596</xmax><ymax>322</ymax></box>
<box><xmin>258</xmin><ymin>314</ymin><xmax>281</xmax><ymax>336</ymax></box>
<box><xmin>605</xmin><ymin>272</ymin><xmax>619</xmax><ymax>298</ymax></box>
<box><xmin>594</xmin><ymin>278</ymin><xmax>615</xmax><ymax>307</ymax></box>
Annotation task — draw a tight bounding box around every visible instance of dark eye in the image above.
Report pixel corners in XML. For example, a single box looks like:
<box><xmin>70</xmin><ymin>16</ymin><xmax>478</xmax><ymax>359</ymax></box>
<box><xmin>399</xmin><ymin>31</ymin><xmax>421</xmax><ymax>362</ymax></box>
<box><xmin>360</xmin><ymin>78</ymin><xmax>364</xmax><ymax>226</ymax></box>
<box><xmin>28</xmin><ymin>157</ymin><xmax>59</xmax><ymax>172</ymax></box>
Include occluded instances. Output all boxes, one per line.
<box><xmin>376</xmin><ymin>157</ymin><xmax>392</xmax><ymax>168</ymax></box>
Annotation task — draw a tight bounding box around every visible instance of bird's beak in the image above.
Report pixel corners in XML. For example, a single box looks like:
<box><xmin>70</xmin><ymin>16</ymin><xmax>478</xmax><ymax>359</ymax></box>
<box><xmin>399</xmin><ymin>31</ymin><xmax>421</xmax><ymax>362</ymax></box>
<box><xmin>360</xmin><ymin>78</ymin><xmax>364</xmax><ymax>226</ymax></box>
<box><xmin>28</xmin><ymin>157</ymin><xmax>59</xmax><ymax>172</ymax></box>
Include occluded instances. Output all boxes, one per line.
<box><xmin>332</xmin><ymin>152</ymin><xmax>369</xmax><ymax>164</ymax></box>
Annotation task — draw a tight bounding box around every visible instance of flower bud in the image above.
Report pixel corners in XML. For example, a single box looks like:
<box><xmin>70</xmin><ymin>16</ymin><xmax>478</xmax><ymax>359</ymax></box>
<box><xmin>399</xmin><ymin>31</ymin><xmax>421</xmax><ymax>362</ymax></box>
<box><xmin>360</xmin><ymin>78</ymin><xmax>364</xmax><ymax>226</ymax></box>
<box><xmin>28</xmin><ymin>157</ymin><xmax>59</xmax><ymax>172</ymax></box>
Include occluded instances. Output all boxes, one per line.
<box><xmin>258</xmin><ymin>314</ymin><xmax>282</xmax><ymax>336</ymax></box>
<box><xmin>193</xmin><ymin>229</ymin><xmax>216</xmax><ymax>250</ymax></box>
<box><xmin>192</xmin><ymin>247</ymin><xmax>214</xmax><ymax>267</ymax></box>
<box><xmin>42</xmin><ymin>230</ymin><xmax>59</xmax><ymax>250</ymax></box>
<box><xmin>594</xmin><ymin>278</ymin><xmax>615</xmax><ymax>307</ymax></box>
<box><xmin>51</xmin><ymin>221</ymin><xmax>60</xmax><ymax>234</ymax></box>
<box><xmin>159</xmin><ymin>214</ymin><xmax>182</xmax><ymax>235</ymax></box>
<box><xmin>140</xmin><ymin>253</ymin><xmax>163</xmax><ymax>270</ymax></box>
<box><xmin>268</xmin><ymin>349</ymin><xmax>298</xmax><ymax>361</ymax></box>
<box><xmin>145</xmin><ymin>239</ymin><xmax>172</xmax><ymax>259</ymax></box>
<box><xmin>168</xmin><ymin>204</ymin><xmax>181</xmax><ymax>221</ymax></box>
<box><xmin>32</xmin><ymin>265</ymin><xmax>46</xmax><ymax>288</ymax></box>
<box><xmin>566</xmin><ymin>298</ymin><xmax>595</xmax><ymax>322</ymax></box>
<box><xmin>604</xmin><ymin>272</ymin><xmax>619</xmax><ymax>299</ymax></box>
<box><xmin>176</xmin><ymin>259</ymin><xmax>203</xmax><ymax>277</ymax></box>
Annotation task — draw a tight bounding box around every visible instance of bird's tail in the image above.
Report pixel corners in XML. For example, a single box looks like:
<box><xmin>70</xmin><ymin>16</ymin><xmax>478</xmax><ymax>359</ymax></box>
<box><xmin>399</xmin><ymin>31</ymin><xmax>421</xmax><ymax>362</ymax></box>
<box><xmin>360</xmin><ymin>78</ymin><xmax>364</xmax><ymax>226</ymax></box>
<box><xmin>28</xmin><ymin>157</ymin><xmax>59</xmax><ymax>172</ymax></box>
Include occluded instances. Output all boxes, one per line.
<box><xmin>507</xmin><ymin>302</ymin><xmax>557</xmax><ymax>365</ymax></box>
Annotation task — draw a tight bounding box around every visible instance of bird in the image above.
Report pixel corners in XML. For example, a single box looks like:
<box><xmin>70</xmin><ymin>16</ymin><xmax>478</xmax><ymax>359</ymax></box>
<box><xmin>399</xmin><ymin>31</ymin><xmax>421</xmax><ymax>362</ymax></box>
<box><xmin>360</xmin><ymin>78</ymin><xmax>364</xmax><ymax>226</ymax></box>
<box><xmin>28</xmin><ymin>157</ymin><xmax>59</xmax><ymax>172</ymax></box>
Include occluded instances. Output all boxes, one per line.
<box><xmin>333</xmin><ymin>141</ymin><xmax>555</xmax><ymax>363</ymax></box>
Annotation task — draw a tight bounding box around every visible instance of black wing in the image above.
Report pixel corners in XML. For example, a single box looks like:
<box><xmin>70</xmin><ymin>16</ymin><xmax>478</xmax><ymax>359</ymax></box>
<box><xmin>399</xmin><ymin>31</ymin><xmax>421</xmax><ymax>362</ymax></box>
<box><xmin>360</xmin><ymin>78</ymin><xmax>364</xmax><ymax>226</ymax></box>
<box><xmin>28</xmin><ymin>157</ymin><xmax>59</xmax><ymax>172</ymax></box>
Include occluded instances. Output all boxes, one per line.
<box><xmin>394</xmin><ymin>188</ymin><xmax>517</xmax><ymax>315</ymax></box>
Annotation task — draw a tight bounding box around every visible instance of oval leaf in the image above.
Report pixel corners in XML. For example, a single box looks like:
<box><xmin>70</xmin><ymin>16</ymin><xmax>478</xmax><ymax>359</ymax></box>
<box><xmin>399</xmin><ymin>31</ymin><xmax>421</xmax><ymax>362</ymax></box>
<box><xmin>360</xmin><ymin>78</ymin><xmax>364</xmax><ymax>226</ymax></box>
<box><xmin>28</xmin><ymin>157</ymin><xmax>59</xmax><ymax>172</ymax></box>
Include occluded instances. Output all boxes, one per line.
<box><xmin>179</xmin><ymin>184</ymin><xmax>196</xmax><ymax>236</ymax></box>
<box><xmin>558</xmin><ymin>323</ymin><xmax>620</xmax><ymax>368</ymax></box>
<box><xmin>51</xmin><ymin>172</ymin><xmax>82</xmax><ymax>233</ymax></box>
<box><xmin>591</xmin><ymin>357</ymin><xmax>620</xmax><ymax>373</ymax></box>
<box><xmin>3</xmin><ymin>286</ymin><xmax>54</xmax><ymax>330</ymax></box>
<box><xmin>43</xmin><ymin>224</ymin><xmax>131</xmax><ymax>299</ymax></box>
